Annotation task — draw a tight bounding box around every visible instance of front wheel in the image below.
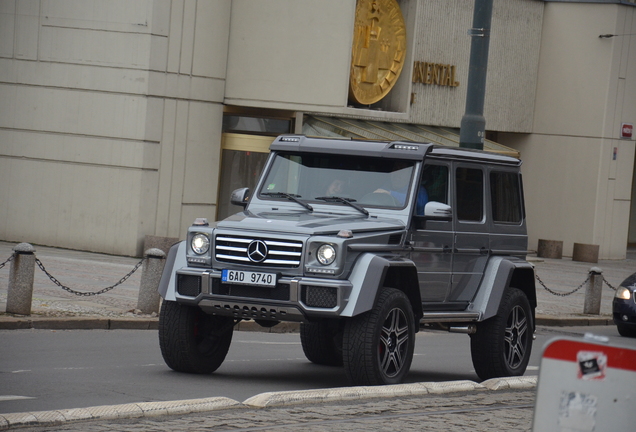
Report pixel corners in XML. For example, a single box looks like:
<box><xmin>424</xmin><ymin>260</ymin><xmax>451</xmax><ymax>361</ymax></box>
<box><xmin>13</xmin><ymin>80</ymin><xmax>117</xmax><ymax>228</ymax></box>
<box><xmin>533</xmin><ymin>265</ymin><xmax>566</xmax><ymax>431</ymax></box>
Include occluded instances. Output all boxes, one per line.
<box><xmin>343</xmin><ymin>288</ymin><xmax>415</xmax><ymax>385</ymax></box>
<box><xmin>470</xmin><ymin>287</ymin><xmax>533</xmax><ymax>381</ymax></box>
<box><xmin>158</xmin><ymin>301</ymin><xmax>234</xmax><ymax>374</ymax></box>
<box><xmin>616</xmin><ymin>323</ymin><xmax>636</xmax><ymax>338</ymax></box>
<box><xmin>300</xmin><ymin>321</ymin><xmax>343</xmax><ymax>366</ymax></box>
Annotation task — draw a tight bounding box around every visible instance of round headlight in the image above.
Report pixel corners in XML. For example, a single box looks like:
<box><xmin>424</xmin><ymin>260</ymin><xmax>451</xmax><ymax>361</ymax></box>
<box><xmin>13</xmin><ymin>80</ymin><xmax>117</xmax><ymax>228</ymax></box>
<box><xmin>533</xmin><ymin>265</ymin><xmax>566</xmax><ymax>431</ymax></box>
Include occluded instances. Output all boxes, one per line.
<box><xmin>191</xmin><ymin>234</ymin><xmax>210</xmax><ymax>255</ymax></box>
<box><xmin>615</xmin><ymin>286</ymin><xmax>632</xmax><ymax>300</ymax></box>
<box><xmin>316</xmin><ymin>244</ymin><xmax>336</xmax><ymax>265</ymax></box>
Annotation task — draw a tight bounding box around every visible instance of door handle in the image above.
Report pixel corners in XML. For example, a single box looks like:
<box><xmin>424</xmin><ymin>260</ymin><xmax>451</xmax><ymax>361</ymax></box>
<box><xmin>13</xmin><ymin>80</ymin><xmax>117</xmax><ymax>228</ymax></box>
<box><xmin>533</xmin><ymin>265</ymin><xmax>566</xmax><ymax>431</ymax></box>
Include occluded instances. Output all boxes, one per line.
<box><xmin>454</xmin><ymin>247</ymin><xmax>480</xmax><ymax>254</ymax></box>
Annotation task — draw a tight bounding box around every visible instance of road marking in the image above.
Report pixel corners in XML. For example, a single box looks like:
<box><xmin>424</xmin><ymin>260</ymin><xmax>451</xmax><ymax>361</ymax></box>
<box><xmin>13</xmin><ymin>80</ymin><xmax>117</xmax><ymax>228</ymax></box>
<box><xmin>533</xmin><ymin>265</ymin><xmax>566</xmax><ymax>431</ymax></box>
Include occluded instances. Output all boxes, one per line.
<box><xmin>0</xmin><ymin>395</ymin><xmax>35</xmax><ymax>402</ymax></box>
<box><xmin>226</xmin><ymin>358</ymin><xmax>306</xmax><ymax>363</ymax></box>
<box><xmin>235</xmin><ymin>341</ymin><xmax>301</xmax><ymax>345</ymax></box>
<box><xmin>11</xmin><ymin>370</ymin><xmax>31</xmax><ymax>373</ymax></box>
<box><xmin>54</xmin><ymin>367</ymin><xmax>94</xmax><ymax>370</ymax></box>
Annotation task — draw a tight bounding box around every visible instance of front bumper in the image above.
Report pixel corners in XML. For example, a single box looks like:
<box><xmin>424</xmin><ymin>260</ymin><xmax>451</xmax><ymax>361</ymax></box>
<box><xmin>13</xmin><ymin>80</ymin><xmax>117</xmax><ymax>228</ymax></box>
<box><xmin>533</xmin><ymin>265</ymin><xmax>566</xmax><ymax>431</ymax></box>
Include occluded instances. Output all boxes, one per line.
<box><xmin>174</xmin><ymin>267</ymin><xmax>353</xmax><ymax>322</ymax></box>
<box><xmin>612</xmin><ymin>297</ymin><xmax>636</xmax><ymax>327</ymax></box>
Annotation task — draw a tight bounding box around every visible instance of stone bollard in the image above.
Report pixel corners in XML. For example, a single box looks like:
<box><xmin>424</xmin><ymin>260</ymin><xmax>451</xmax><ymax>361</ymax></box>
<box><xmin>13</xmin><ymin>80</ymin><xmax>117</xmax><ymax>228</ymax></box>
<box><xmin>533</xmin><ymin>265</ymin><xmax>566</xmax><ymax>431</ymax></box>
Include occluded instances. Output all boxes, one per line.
<box><xmin>583</xmin><ymin>267</ymin><xmax>603</xmax><ymax>315</ymax></box>
<box><xmin>572</xmin><ymin>243</ymin><xmax>599</xmax><ymax>263</ymax></box>
<box><xmin>6</xmin><ymin>243</ymin><xmax>36</xmax><ymax>315</ymax></box>
<box><xmin>137</xmin><ymin>248</ymin><xmax>166</xmax><ymax>314</ymax></box>
<box><xmin>537</xmin><ymin>239</ymin><xmax>563</xmax><ymax>259</ymax></box>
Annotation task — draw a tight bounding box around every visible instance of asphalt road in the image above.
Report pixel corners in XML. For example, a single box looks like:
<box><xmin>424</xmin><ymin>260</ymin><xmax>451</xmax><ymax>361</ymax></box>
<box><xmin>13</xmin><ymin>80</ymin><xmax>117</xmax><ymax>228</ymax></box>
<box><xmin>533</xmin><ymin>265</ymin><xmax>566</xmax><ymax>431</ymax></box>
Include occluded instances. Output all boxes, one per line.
<box><xmin>0</xmin><ymin>325</ymin><xmax>633</xmax><ymax>415</ymax></box>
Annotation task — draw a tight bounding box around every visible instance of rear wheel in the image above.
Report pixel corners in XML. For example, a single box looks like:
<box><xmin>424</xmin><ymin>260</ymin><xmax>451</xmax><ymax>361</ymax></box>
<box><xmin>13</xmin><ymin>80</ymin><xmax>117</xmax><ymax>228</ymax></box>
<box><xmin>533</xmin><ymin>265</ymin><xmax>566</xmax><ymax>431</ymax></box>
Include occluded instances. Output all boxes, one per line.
<box><xmin>343</xmin><ymin>288</ymin><xmax>415</xmax><ymax>385</ymax></box>
<box><xmin>158</xmin><ymin>301</ymin><xmax>234</xmax><ymax>374</ymax></box>
<box><xmin>470</xmin><ymin>287</ymin><xmax>533</xmax><ymax>380</ymax></box>
<box><xmin>300</xmin><ymin>321</ymin><xmax>343</xmax><ymax>366</ymax></box>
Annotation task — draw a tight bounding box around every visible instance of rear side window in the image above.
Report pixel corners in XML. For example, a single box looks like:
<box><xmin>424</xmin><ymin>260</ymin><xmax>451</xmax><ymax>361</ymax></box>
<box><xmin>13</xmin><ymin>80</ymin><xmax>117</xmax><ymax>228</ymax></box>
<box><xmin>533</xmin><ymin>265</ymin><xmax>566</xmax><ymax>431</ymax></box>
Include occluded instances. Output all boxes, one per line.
<box><xmin>490</xmin><ymin>172</ymin><xmax>522</xmax><ymax>223</ymax></box>
<box><xmin>456</xmin><ymin>167</ymin><xmax>483</xmax><ymax>222</ymax></box>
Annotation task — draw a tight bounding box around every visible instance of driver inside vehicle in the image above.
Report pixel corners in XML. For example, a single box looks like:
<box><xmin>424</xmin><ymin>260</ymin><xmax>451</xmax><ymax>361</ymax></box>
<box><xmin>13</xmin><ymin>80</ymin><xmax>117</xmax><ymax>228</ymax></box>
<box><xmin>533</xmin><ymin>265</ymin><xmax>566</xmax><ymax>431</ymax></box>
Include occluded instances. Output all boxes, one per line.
<box><xmin>325</xmin><ymin>178</ymin><xmax>346</xmax><ymax>196</ymax></box>
<box><xmin>374</xmin><ymin>161</ymin><xmax>412</xmax><ymax>205</ymax></box>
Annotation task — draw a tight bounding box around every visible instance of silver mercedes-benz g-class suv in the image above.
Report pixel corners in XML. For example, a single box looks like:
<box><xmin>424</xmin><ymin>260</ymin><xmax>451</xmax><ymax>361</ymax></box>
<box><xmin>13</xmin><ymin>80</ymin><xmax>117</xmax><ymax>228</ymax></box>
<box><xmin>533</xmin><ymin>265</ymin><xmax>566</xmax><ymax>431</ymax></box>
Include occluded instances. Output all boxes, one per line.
<box><xmin>158</xmin><ymin>135</ymin><xmax>536</xmax><ymax>386</ymax></box>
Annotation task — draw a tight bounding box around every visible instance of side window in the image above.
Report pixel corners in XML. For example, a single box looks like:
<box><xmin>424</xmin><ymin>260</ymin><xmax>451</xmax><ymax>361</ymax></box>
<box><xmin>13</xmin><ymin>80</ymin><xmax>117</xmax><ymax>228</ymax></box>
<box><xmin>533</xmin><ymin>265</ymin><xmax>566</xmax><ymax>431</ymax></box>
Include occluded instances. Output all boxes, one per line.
<box><xmin>455</xmin><ymin>167</ymin><xmax>484</xmax><ymax>222</ymax></box>
<box><xmin>490</xmin><ymin>171</ymin><xmax>522</xmax><ymax>223</ymax></box>
<box><xmin>417</xmin><ymin>164</ymin><xmax>449</xmax><ymax>215</ymax></box>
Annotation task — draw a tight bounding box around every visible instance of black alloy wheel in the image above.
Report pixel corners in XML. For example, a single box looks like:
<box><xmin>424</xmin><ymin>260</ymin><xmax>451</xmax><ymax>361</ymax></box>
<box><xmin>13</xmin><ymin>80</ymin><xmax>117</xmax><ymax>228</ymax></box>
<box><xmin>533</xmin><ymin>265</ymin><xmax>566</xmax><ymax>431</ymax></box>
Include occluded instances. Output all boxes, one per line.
<box><xmin>343</xmin><ymin>288</ymin><xmax>415</xmax><ymax>385</ymax></box>
<box><xmin>470</xmin><ymin>287</ymin><xmax>533</xmax><ymax>380</ymax></box>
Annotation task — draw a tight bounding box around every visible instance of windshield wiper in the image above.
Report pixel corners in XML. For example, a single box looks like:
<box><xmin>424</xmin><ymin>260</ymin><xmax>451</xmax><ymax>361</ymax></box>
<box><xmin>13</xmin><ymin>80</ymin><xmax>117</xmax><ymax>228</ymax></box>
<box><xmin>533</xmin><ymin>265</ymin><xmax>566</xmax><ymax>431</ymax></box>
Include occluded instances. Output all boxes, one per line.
<box><xmin>315</xmin><ymin>196</ymin><xmax>369</xmax><ymax>216</ymax></box>
<box><xmin>261</xmin><ymin>192</ymin><xmax>313</xmax><ymax>211</ymax></box>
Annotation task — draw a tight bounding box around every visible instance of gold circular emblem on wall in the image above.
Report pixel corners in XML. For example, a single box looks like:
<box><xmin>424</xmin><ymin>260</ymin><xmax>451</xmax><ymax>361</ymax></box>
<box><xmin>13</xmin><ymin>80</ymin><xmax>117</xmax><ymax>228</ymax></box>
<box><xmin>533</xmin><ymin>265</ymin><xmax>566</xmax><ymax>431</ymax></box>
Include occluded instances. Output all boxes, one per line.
<box><xmin>349</xmin><ymin>0</ymin><xmax>407</xmax><ymax>105</ymax></box>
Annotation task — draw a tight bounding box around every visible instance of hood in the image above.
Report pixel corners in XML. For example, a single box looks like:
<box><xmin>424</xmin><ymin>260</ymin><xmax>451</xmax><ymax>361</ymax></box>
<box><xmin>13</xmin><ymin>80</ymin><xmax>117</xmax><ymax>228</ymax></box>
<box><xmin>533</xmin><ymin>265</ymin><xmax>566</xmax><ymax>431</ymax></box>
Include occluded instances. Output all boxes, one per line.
<box><xmin>216</xmin><ymin>210</ymin><xmax>405</xmax><ymax>236</ymax></box>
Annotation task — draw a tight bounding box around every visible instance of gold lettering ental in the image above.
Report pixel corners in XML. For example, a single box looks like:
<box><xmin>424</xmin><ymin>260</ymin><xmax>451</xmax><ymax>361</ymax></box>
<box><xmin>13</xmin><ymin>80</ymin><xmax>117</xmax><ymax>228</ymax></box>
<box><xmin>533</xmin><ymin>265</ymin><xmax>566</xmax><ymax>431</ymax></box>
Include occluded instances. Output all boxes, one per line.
<box><xmin>412</xmin><ymin>61</ymin><xmax>459</xmax><ymax>87</ymax></box>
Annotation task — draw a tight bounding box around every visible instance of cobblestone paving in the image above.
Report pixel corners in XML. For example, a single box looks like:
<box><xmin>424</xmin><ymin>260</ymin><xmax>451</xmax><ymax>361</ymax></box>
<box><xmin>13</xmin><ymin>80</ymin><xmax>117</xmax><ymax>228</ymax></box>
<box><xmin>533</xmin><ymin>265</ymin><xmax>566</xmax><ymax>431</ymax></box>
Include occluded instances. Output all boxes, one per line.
<box><xmin>16</xmin><ymin>390</ymin><xmax>535</xmax><ymax>432</ymax></box>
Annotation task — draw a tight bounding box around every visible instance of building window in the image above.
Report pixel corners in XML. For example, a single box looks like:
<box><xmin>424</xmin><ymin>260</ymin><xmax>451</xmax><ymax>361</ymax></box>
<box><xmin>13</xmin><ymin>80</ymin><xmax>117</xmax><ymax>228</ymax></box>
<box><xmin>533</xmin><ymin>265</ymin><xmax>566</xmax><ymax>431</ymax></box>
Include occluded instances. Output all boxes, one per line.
<box><xmin>222</xmin><ymin>115</ymin><xmax>291</xmax><ymax>136</ymax></box>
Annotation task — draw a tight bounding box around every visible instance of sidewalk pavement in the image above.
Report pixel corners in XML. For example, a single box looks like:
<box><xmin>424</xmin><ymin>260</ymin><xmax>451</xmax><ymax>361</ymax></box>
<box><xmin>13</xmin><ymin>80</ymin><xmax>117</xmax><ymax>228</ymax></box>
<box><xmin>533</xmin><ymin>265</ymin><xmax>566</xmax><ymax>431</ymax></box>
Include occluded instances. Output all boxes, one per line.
<box><xmin>1</xmin><ymin>379</ymin><xmax>538</xmax><ymax>432</ymax></box>
<box><xmin>0</xmin><ymin>240</ymin><xmax>633</xmax><ymax>329</ymax></box>
<box><xmin>0</xmin><ymin>241</ymin><xmax>633</xmax><ymax>430</ymax></box>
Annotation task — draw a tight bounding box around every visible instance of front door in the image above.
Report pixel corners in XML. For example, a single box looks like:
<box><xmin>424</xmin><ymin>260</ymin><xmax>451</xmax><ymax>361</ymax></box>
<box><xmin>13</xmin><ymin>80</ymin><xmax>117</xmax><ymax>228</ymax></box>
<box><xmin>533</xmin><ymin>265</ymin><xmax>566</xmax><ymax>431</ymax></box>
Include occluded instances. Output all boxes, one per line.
<box><xmin>450</xmin><ymin>164</ymin><xmax>489</xmax><ymax>302</ymax></box>
<box><xmin>411</xmin><ymin>162</ymin><xmax>453</xmax><ymax>304</ymax></box>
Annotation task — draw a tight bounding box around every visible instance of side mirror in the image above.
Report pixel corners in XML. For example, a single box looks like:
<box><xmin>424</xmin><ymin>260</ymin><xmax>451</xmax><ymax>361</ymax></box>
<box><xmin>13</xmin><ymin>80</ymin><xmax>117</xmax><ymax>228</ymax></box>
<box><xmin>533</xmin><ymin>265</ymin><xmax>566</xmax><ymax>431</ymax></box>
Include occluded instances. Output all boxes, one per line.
<box><xmin>230</xmin><ymin>187</ymin><xmax>250</xmax><ymax>208</ymax></box>
<box><xmin>424</xmin><ymin>201</ymin><xmax>452</xmax><ymax>220</ymax></box>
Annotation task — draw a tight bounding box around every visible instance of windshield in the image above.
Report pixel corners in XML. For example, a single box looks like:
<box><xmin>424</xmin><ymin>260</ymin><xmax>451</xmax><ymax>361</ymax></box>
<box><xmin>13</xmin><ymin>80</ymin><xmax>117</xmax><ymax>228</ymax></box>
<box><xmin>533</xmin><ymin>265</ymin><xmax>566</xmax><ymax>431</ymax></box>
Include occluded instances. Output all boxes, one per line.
<box><xmin>258</xmin><ymin>152</ymin><xmax>416</xmax><ymax>209</ymax></box>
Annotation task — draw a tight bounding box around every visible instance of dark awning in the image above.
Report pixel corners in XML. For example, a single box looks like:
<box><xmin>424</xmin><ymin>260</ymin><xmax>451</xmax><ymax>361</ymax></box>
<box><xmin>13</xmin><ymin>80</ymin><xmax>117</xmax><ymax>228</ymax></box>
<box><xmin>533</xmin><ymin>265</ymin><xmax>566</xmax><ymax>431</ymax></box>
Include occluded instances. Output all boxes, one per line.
<box><xmin>302</xmin><ymin>115</ymin><xmax>519</xmax><ymax>158</ymax></box>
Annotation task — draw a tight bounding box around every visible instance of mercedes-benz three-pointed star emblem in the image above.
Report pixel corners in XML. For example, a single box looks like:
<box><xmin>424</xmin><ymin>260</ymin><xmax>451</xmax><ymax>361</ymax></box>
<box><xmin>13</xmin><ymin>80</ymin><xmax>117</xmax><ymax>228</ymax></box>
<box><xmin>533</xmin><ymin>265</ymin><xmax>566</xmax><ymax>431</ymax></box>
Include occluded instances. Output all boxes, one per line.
<box><xmin>247</xmin><ymin>240</ymin><xmax>268</xmax><ymax>263</ymax></box>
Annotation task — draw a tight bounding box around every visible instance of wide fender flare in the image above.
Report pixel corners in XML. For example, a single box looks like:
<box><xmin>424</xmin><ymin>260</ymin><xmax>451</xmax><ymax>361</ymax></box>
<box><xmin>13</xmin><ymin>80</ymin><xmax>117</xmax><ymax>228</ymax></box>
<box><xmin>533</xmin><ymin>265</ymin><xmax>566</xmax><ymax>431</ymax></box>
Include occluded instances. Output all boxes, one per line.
<box><xmin>469</xmin><ymin>256</ymin><xmax>536</xmax><ymax>321</ymax></box>
<box><xmin>158</xmin><ymin>240</ymin><xmax>187</xmax><ymax>301</ymax></box>
<box><xmin>340</xmin><ymin>253</ymin><xmax>420</xmax><ymax>318</ymax></box>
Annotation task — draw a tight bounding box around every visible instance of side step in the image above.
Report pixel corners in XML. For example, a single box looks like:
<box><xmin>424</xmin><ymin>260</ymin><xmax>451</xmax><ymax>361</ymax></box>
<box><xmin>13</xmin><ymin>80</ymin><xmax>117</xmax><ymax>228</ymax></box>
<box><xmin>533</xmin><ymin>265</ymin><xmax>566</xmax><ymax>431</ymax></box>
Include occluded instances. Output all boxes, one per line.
<box><xmin>420</xmin><ymin>311</ymin><xmax>481</xmax><ymax>323</ymax></box>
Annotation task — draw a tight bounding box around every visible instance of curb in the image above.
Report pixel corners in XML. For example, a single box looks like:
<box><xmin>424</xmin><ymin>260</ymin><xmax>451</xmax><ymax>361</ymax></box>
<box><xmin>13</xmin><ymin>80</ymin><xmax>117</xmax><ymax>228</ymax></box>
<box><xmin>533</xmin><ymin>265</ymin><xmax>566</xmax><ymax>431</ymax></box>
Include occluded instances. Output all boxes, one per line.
<box><xmin>0</xmin><ymin>316</ymin><xmax>159</xmax><ymax>330</ymax></box>
<box><xmin>0</xmin><ymin>316</ymin><xmax>613</xmax><ymax>331</ymax></box>
<box><xmin>0</xmin><ymin>377</ymin><xmax>537</xmax><ymax>430</ymax></box>
<box><xmin>535</xmin><ymin>315</ymin><xmax>612</xmax><ymax>327</ymax></box>
<box><xmin>0</xmin><ymin>397</ymin><xmax>241</xmax><ymax>431</ymax></box>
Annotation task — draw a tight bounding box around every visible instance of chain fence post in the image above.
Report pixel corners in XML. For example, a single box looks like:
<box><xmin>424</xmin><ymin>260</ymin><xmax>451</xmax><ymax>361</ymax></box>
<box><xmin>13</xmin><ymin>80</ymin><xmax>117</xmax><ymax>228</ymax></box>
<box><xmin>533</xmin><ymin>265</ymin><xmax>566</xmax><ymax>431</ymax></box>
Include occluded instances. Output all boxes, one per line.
<box><xmin>583</xmin><ymin>267</ymin><xmax>603</xmax><ymax>315</ymax></box>
<box><xmin>6</xmin><ymin>243</ymin><xmax>36</xmax><ymax>315</ymax></box>
<box><xmin>137</xmin><ymin>248</ymin><xmax>165</xmax><ymax>314</ymax></box>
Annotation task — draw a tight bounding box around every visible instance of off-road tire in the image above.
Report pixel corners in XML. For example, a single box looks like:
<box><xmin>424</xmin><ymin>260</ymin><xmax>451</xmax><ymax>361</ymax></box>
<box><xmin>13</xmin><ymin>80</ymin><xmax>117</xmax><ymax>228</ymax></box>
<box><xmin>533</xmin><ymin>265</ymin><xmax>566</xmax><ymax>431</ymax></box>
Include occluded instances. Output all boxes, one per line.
<box><xmin>159</xmin><ymin>300</ymin><xmax>234</xmax><ymax>374</ymax></box>
<box><xmin>470</xmin><ymin>287</ymin><xmax>533</xmax><ymax>381</ymax></box>
<box><xmin>300</xmin><ymin>321</ymin><xmax>343</xmax><ymax>366</ymax></box>
<box><xmin>616</xmin><ymin>323</ymin><xmax>636</xmax><ymax>338</ymax></box>
<box><xmin>343</xmin><ymin>288</ymin><xmax>415</xmax><ymax>385</ymax></box>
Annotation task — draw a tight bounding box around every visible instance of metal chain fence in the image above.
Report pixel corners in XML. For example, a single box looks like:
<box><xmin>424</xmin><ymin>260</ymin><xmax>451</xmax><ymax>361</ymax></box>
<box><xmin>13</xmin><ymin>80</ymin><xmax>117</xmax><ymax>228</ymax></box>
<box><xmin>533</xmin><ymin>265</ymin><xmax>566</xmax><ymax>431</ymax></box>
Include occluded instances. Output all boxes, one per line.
<box><xmin>2</xmin><ymin>250</ymin><xmax>620</xmax><ymax>298</ymax></box>
<box><xmin>536</xmin><ymin>272</ymin><xmax>617</xmax><ymax>297</ymax></box>
<box><xmin>602</xmin><ymin>277</ymin><xmax>616</xmax><ymax>291</ymax></box>
<box><xmin>1</xmin><ymin>251</ymin><xmax>145</xmax><ymax>297</ymax></box>
<box><xmin>0</xmin><ymin>254</ymin><xmax>15</xmax><ymax>271</ymax></box>
<box><xmin>34</xmin><ymin>256</ymin><xmax>146</xmax><ymax>297</ymax></box>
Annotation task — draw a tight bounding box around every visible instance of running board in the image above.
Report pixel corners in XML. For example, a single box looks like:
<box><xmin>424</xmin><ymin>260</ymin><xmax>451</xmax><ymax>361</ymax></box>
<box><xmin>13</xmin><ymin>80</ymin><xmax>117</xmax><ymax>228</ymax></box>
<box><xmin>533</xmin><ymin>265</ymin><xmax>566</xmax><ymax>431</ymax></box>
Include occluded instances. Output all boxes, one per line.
<box><xmin>420</xmin><ymin>311</ymin><xmax>481</xmax><ymax>323</ymax></box>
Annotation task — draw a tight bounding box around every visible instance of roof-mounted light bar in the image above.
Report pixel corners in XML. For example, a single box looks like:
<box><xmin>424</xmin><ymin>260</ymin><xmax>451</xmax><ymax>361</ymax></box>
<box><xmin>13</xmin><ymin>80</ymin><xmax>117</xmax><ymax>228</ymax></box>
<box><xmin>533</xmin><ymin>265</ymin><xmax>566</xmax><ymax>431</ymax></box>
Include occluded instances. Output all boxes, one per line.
<box><xmin>390</xmin><ymin>143</ymin><xmax>420</xmax><ymax>151</ymax></box>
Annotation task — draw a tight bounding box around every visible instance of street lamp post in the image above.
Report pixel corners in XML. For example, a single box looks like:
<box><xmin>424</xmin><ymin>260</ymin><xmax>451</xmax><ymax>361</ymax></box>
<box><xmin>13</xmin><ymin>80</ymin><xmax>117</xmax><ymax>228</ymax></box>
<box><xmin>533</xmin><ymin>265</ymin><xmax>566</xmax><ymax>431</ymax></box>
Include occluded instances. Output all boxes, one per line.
<box><xmin>459</xmin><ymin>0</ymin><xmax>493</xmax><ymax>150</ymax></box>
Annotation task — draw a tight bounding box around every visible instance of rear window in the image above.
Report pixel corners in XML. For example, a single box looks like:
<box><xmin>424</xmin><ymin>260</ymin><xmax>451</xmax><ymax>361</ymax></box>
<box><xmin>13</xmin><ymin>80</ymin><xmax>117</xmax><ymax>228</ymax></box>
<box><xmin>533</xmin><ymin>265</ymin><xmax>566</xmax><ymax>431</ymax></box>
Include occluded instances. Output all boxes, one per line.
<box><xmin>456</xmin><ymin>167</ymin><xmax>484</xmax><ymax>222</ymax></box>
<box><xmin>490</xmin><ymin>172</ymin><xmax>522</xmax><ymax>223</ymax></box>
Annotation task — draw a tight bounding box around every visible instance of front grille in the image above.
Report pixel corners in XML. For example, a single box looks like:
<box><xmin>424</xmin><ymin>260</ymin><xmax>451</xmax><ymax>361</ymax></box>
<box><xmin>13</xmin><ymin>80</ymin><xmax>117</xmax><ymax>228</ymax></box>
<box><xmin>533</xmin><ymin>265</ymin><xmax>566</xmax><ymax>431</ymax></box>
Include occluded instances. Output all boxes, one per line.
<box><xmin>177</xmin><ymin>274</ymin><xmax>201</xmax><ymax>297</ymax></box>
<box><xmin>302</xmin><ymin>286</ymin><xmax>338</xmax><ymax>308</ymax></box>
<box><xmin>212</xmin><ymin>279</ymin><xmax>290</xmax><ymax>301</ymax></box>
<box><xmin>215</xmin><ymin>235</ymin><xmax>303</xmax><ymax>268</ymax></box>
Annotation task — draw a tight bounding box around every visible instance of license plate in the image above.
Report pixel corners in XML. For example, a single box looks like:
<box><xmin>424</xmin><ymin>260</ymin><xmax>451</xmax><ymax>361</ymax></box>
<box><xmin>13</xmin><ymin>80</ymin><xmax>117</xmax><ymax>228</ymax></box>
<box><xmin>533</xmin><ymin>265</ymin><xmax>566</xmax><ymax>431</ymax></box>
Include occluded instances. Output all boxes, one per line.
<box><xmin>221</xmin><ymin>269</ymin><xmax>277</xmax><ymax>287</ymax></box>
